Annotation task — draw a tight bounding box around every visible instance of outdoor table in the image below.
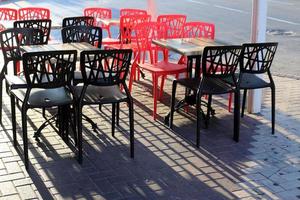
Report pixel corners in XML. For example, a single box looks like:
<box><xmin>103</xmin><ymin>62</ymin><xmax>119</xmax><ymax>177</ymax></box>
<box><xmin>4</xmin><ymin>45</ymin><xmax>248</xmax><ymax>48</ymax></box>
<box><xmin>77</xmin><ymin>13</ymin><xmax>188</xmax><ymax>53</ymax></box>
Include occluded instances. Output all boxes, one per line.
<box><xmin>152</xmin><ymin>38</ymin><xmax>225</xmax><ymax>124</ymax></box>
<box><xmin>22</xmin><ymin>42</ymin><xmax>99</xmax><ymax>58</ymax></box>
<box><xmin>96</xmin><ymin>18</ymin><xmax>120</xmax><ymax>26</ymax></box>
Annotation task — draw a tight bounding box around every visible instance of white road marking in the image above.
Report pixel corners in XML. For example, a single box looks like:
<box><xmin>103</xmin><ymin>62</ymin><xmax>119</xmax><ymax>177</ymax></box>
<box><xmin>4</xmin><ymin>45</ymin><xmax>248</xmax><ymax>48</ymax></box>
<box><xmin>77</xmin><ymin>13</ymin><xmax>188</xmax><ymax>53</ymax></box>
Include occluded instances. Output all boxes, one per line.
<box><xmin>187</xmin><ymin>0</ymin><xmax>208</xmax><ymax>5</ymax></box>
<box><xmin>268</xmin><ymin>0</ymin><xmax>294</xmax><ymax>6</ymax></box>
<box><xmin>268</xmin><ymin>17</ymin><xmax>300</xmax><ymax>25</ymax></box>
<box><xmin>187</xmin><ymin>1</ymin><xmax>299</xmax><ymax>26</ymax></box>
<box><xmin>213</xmin><ymin>5</ymin><xmax>248</xmax><ymax>14</ymax></box>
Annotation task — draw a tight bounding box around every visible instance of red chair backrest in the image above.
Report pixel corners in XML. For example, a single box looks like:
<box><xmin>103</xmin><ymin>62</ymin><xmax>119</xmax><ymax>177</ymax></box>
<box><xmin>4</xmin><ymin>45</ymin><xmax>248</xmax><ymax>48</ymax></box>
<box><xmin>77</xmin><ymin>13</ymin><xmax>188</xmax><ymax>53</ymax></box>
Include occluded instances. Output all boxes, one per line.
<box><xmin>157</xmin><ymin>14</ymin><xmax>186</xmax><ymax>38</ymax></box>
<box><xmin>84</xmin><ymin>7</ymin><xmax>112</xmax><ymax>27</ymax></box>
<box><xmin>183</xmin><ymin>21</ymin><xmax>215</xmax><ymax>40</ymax></box>
<box><xmin>0</xmin><ymin>8</ymin><xmax>18</xmax><ymax>20</ymax></box>
<box><xmin>120</xmin><ymin>8</ymin><xmax>147</xmax><ymax>16</ymax></box>
<box><xmin>135</xmin><ymin>22</ymin><xmax>166</xmax><ymax>52</ymax></box>
<box><xmin>119</xmin><ymin>14</ymin><xmax>151</xmax><ymax>44</ymax></box>
<box><xmin>84</xmin><ymin>8</ymin><xmax>112</xmax><ymax>20</ymax></box>
<box><xmin>18</xmin><ymin>7</ymin><xmax>50</xmax><ymax>20</ymax></box>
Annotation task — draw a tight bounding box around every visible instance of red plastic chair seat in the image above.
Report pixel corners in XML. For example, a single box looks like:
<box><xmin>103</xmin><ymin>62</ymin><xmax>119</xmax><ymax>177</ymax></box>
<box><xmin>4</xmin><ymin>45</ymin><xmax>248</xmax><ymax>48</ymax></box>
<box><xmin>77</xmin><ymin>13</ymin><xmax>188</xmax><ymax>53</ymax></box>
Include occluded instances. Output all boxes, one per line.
<box><xmin>107</xmin><ymin>43</ymin><xmax>139</xmax><ymax>51</ymax></box>
<box><xmin>138</xmin><ymin>61</ymin><xmax>186</xmax><ymax>74</ymax></box>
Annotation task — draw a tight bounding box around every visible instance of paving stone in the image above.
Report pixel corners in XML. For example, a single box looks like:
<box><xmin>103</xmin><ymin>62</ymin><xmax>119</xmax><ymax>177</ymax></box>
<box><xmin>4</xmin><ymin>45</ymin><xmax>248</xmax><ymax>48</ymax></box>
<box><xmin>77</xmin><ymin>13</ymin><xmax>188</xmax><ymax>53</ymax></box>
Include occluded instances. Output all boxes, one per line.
<box><xmin>16</xmin><ymin>185</ymin><xmax>37</xmax><ymax>200</ymax></box>
<box><xmin>0</xmin><ymin>182</ymin><xmax>17</xmax><ymax>196</ymax></box>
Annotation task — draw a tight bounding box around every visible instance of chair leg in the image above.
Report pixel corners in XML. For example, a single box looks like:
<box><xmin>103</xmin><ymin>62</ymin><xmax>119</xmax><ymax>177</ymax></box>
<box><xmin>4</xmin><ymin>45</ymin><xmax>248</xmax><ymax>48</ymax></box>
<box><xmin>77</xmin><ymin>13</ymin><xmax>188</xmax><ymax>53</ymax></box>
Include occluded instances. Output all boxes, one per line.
<box><xmin>42</xmin><ymin>108</ymin><xmax>46</xmax><ymax>119</ymax></box>
<box><xmin>116</xmin><ymin>103</ymin><xmax>120</xmax><ymax>126</ymax></box>
<box><xmin>107</xmin><ymin>28</ymin><xmax>112</xmax><ymax>38</ymax></box>
<box><xmin>128</xmin><ymin>62</ymin><xmax>136</xmax><ymax>93</ymax></box>
<box><xmin>21</xmin><ymin>107</ymin><xmax>29</xmax><ymax>170</ymax></box>
<box><xmin>241</xmin><ymin>89</ymin><xmax>247</xmax><ymax>118</ymax></box>
<box><xmin>77</xmin><ymin>105</ymin><xmax>83</xmax><ymax>164</ymax></box>
<box><xmin>72</xmin><ymin>105</ymin><xmax>78</xmax><ymax>146</ymax></box>
<box><xmin>112</xmin><ymin>103</ymin><xmax>116</xmax><ymax>137</ymax></box>
<box><xmin>228</xmin><ymin>93</ymin><xmax>233</xmax><ymax>112</ymax></box>
<box><xmin>233</xmin><ymin>90</ymin><xmax>240</xmax><ymax>142</ymax></box>
<box><xmin>159</xmin><ymin>75</ymin><xmax>166</xmax><ymax>100</ymax></box>
<box><xmin>153</xmin><ymin>74</ymin><xmax>158</xmax><ymax>120</ymax></box>
<box><xmin>271</xmin><ymin>86</ymin><xmax>275</xmax><ymax>134</ymax></box>
<box><xmin>205</xmin><ymin>94</ymin><xmax>212</xmax><ymax>128</ymax></box>
<box><xmin>128</xmin><ymin>99</ymin><xmax>134</xmax><ymax>158</ymax></box>
<box><xmin>0</xmin><ymin>77</ymin><xmax>3</xmax><ymax>124</ymax></box>
<box><xmin>11</xmin><ymin>95</ymin><xmax>17</xmax><ymax>147</ymax></box>
<box><xmin>196</xmin><ymin>93</ymin><xmax>202</xmax><ymax>148</ymax></box>
<box><xmin>169</xmin><ymin>80</ymin><xmax>177</xmax><ymax>129</ymax></box>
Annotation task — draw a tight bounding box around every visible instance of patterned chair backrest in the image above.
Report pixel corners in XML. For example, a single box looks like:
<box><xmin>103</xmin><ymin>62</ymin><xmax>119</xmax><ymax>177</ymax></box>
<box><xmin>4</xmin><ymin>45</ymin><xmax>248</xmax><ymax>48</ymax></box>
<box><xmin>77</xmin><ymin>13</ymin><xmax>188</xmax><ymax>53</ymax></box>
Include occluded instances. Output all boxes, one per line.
<box><xmin>240</xmin><ymin>42</ymin><xmax>278</xmax><ymax>74</ymax></box>
<box><xmin>157</xmin><ymin>14</ymin><xmax>186</xmax><ymax>39</ymax></box>
<box><xmin>202</xmin><ymin>45</ymin><xmax>242</xmax><ymax>79</ymax></box>
<box><xmin>62</xmin><ymin>16</ymin><xmax>94</xmax><ymax>28</ymax></box>
<box><xmin>14</xmin><ymin>19</ymin><xmax>52</xmax><ymax>44</ymax></box>
<box><xmin>0</xmin><ymin>8</ymin><xmax>18</xmax><ymax>20</ymax></box>
<box><xmin>183</xmin><ymin>21</ymin><xmax>215</xmax><ymax>40</ymax></box>
<box><xmin>61</xmin><ymin>25</ymin><xmax>102</xmax><ymax>48</ymax></box>
<box><xmin>80</xmin><ymin>49</ymin><xmax>132</xmax><ymax>86</ymax></box>
<box><xmin>18</xmin><ymin>7</ymin><xmax>50</xmax><ymax>20</ymax></box>
<box><xmin>23</xmin><ymin>50</ymin><xmax>77</xmax><ymax>88</ymax></box>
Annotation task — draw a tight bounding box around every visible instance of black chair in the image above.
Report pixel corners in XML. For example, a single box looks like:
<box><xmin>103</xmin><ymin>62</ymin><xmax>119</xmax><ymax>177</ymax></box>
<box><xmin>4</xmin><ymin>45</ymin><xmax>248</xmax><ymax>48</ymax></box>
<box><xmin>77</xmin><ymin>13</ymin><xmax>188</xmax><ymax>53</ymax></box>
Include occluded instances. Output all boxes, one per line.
<box><xmin>75</xmin><ymin>49</ymin><xmax>134</xmax><ymax>159</ymax></box>
<box><xmin>0</xmin><ymin>28</ymin><xmax>44</xmax><ymax>123</ymax></box>
<box><xmin>13</xmin><ymin>19</ymin><xmax>52</xmax><ymax>44</ymax></box>
<box><xmin>62</xmin><ymin>16</ymin><xmax>94</xmax><ymax>28</ymax></box>
<box><xmin>61</xmin><ymin>25</ymin><xmax>102</xmax><ymax>48</ymax></box>
<box><xmin>61</xmin><ymin>25</ymin><xmax>102</xmax><ymax>85</ymax></box>
<box><xmin>238</xmin><ymin>42</ymin><xmax>278</xmax><ymax>134</ymax></box>
<box><xmin>169</xmin><ymin>46</ymin><xmax>242</xmax><ymax>147</ymax></box>
<box><xmin>10</xmin><ymin>50</ymin><xmax>78</xmax><ymax>170</ymax></box>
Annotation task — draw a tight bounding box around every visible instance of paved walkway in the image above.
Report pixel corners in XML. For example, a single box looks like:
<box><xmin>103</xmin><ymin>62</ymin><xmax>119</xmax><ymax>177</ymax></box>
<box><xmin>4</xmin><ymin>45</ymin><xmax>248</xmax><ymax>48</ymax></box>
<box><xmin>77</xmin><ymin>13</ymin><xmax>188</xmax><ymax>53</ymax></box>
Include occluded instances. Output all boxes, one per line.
<box><xmin>0</xmin><ymin>71</ymin><xmax>300</xmax><ymax>199</ymax></box>
<box><xmin>1</xmin><ymin>1</ymin><xmax>300</xmax><ymax>199</ymax></box>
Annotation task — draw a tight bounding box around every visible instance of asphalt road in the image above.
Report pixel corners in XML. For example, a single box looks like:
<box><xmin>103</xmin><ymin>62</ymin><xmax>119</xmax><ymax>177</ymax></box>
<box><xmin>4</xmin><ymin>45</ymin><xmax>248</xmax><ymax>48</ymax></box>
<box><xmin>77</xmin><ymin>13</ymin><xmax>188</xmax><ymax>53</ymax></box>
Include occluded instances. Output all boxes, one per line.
<box><xmin>1</xmin><ymin>0</ymin><xmax>299</xmax><ymax>77</ymax></box>
<box><xmin>155</xmin><ymin>0</ymin><xmax>300</xmax><ymax>78</ymax></box>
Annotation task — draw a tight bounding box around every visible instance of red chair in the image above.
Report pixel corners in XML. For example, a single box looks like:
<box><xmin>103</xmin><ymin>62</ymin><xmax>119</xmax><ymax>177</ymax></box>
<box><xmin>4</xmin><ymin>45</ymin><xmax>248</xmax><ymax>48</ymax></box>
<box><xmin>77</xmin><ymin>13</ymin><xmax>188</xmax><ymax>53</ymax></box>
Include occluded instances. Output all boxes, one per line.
<box><xmin>157</xmin><ymin>14</ymin><xmax>186</xmax><ymax>39</ymax></box>
<box><xmin>130</xmin><ymin>22</ymin><xmax>186</xmax><ymax>120</ymax></box>
<box><xmin>183</xmin><ymin>21</ymin><xmax>215</xmax><ymax>39</ymax></box>
<box><xmin>120</xmin><ymin>8</ymin><xmax>147</xmax><ymax>16</ymax></box>
<box><xmin>18</xmin><ymin>7</ymin><xmax>50</xmax><ymax>20</ymax></box>
<box><xmin>178</xmin><ymin>21</ymin><xmax>215</xmax><ymax>64</ymax></box>
<box><xmin>105</xmin><ymin>14</ymin><xmax>151</xmax><ymax>51</ymax></box>
<box><xmin>84</xmin><ymin>7</ymin><xmax>112</xmax><ymax>38</ymax></box>
<box><xmin>156</xmin><ymin>14</ymin><xmax>187</xmax><ymax>98</ymax></box>
<box><xmin>0</xmin><ymin>8</ymin><xmax>18</xmax><ymax>20</ymax></box>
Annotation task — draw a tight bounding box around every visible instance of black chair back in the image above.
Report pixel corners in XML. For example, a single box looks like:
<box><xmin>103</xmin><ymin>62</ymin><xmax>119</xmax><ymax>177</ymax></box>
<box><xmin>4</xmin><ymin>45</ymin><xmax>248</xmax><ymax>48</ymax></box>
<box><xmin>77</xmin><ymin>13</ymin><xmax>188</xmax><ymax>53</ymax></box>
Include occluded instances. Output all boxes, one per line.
<box><xmin>22</xmin><ymin>50</ymin><xmax>77</xmax><ymax>88</ymax></box>
<box><xmin>62</xmin><ymin>16</ymin><xmax>94</xmax><ymax>28</ymax></box>
<box><xmin>240</xmin><ymin>42</ymin><xmax>278</xmax><ymax>74</ymax></box>
<box><xmin>80</xmin><ymin>49</ymin><xmax>132</xmax><ymax>86</ymax></box>
<box><xmin>202</xmin><ymin>45</ymin><xmax>242</xmax><ymax>79</ymax></box>
<box><xmin>13</xmin><ymin>19</ymin><xmax>51</xmax><ymax>44</ymax></box>
<box><xmin>61</xmin><ymin>25</ymin><xmax>102</xmax><ymax>48</ymax></box>
<box><xmin>0</xmin><ymin>28</ymin><xmax>44</xmax><ymax>63</ymax></box>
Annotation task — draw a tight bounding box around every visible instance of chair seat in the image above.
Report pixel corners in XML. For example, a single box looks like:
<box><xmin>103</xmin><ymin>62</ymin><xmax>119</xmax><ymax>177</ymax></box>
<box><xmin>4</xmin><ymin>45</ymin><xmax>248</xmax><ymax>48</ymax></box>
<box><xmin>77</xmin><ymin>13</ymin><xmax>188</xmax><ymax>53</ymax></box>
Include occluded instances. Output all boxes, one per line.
<box><xmin>177</xmin><ymin>77</ymin><xmax>235</xmax><ymax>95</ymax></box>
<box><xmin>5</xmin><ymin>75</ymin><xmax>27</xmax><ymax>90</ymax></box>
<box><xmin>138</xmin><ymin>61</ymin><xmax>186</xmax><ymax>74</ymax></box>
<box><xmin>74</xmin><ymin>84</ymin><xmax>128</xmax><ymax>104</ymax></box>
<box><xmin>223</xmin><ymin>73</ymin><xmax>270</xmax><ymax>89</ymax></box>
<box><xmin>239</xmin><ymin>73</ymin><xmax>270</xmax><ymax>89</ymax></box>
<box><xmin>106</xmin><ymin>43</ymin><xmax>138</xmax><ymax>51</ymax></box>
<box><xmin>12</xmin><ymin>87</ymin><xmax>73</xmax><ymax>107</ymax></box>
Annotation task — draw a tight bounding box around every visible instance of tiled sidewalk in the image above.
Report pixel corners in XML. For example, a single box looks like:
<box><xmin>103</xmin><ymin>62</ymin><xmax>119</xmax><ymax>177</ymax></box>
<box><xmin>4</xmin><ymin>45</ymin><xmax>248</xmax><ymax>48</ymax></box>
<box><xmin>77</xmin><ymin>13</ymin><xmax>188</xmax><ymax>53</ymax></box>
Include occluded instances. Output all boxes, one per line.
<box><xmin>0</xmin><ymin>73</ymin><xmax>299</xmax><ymax>200</ymax></box>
